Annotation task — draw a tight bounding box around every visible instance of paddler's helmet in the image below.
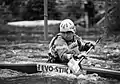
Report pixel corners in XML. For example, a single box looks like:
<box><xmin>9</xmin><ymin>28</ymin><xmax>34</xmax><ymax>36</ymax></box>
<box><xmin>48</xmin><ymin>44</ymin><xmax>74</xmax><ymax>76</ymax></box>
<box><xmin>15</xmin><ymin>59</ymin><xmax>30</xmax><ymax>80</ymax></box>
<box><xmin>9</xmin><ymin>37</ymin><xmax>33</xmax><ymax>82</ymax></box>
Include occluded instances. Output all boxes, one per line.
<box><xmin>60</xmin><ymin>19</ymin><xmax>76</xmax><ymax>33</ymax></box>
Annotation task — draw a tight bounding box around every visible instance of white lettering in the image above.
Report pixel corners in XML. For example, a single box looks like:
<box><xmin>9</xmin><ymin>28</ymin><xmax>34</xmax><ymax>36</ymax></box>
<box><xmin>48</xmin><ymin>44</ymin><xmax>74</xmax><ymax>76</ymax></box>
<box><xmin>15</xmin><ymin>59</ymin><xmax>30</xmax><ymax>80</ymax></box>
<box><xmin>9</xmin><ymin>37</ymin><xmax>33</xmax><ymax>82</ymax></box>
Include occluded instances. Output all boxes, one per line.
<box><xmin>44</xmin><ymin>65</ymin><xmax>49</xmax><ymax>72</ymax></box>
<box><xmin>37</xmin><ymin>64</ymin><xmax>69</xmax><ymax>73</ymax></box>
<box><xmin>49</xmin><ymin>66</ymin><xmax>54</xmax><ymax>71</ymax></box>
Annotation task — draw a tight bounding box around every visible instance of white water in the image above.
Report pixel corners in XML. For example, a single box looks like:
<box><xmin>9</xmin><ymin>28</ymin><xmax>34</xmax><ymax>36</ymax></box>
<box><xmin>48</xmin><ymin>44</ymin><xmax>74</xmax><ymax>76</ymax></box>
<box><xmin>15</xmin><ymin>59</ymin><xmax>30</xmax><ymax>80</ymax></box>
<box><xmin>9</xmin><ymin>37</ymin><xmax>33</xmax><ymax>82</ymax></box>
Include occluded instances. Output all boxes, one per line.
<box><xmin>0</xmin><ymin>69</ymin><xmax>103</xmax><ymax>81</ymax></box>
<box><xmin>7</xmin><ymin>20</ymin><xmax>61</xmax><ymax>27</ymax></box>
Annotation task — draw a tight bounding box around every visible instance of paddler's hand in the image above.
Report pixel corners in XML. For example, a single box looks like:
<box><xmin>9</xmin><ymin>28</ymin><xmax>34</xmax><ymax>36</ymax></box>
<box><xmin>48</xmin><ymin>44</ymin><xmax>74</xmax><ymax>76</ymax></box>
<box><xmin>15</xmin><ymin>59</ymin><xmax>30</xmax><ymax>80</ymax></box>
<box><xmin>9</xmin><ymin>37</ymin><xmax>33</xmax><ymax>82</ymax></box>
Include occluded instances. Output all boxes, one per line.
<box><xmin>85</xmin><ymin>42</ymin><xmax>95</xmax><ymax>49</ymax></box>
<box><xmin>66</xmin><ymin>54</ymin><xmax>73</xmax><ymax>60</ymax></box>
<box><xmin>77</xmin><ymin>52</ymin><xmax>87</xmax><ymax>59</ymax></box>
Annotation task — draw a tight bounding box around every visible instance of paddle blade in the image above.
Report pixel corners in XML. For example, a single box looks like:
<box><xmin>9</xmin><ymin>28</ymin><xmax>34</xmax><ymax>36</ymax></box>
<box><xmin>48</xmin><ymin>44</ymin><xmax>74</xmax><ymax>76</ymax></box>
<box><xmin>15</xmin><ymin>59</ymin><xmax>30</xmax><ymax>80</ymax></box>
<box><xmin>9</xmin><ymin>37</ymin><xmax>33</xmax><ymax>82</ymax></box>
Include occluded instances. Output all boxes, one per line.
<box><xmin>67</xmin><ymin>58</ymin><xmax>80</xmax><ymax>74</ymax></box>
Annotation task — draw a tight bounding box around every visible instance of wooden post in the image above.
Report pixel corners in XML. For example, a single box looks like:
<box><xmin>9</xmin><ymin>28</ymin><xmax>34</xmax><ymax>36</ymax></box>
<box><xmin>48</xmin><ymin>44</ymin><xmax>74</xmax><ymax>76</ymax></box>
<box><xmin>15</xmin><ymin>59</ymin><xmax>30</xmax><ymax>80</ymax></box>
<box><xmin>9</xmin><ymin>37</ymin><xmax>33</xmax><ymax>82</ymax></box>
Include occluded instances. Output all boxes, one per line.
<box><xmin>85</xmin><ymin>12</ymin><xmax>89</xmax><ymax>29</ymax></box>
<box><xmin>84</xmin><ymin>12</ymin><xmax>89</xmax><ymax>38</ymax></box>
<box><xmin>44</xmin><ymin>0</ymin><xmax>48</xmax><ymax>41</ymax></box>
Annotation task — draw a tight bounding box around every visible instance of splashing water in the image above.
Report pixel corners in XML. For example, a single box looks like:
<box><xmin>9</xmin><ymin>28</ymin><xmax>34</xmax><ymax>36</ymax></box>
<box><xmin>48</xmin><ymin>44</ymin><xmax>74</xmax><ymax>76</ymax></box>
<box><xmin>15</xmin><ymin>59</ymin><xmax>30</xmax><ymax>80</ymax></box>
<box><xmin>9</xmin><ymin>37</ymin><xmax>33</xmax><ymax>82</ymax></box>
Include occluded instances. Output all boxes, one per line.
<box><xmin>0</xmin><ymin>69</ymin><xmax>120</xmax><ymax>84</ymax></box>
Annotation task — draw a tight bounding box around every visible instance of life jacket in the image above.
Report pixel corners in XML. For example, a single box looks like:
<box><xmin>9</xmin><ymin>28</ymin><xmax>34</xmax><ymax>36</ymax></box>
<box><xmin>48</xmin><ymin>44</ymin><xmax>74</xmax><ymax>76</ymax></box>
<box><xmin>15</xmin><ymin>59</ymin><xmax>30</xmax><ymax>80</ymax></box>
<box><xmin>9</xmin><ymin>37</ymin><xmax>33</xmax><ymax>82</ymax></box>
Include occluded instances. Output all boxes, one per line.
<box><xmin>48</xmin><ymin>33</ymin><xmax>82</xmax><ymax>63</ymax></box>
<box><xmin>49</xmin><ymin>33</ymin><xmax>64</xmax><ymax>49</ymax></box>
<box><xmin>48</xmin><ymin>33</ymin><xmax>66</xmax><ymax>63</ymax></box>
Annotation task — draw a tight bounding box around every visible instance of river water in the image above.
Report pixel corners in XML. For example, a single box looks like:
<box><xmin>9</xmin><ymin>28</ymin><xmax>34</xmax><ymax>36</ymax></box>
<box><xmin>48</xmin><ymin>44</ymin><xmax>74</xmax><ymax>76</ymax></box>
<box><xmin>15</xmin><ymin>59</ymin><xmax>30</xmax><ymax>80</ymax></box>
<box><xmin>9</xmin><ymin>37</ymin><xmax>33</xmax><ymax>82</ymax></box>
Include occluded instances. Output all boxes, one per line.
<box><xmin>0</xmin><ymin>43</ymin><xmax>120</xmax><ymax>84</ymax></box>
<box><xmin>0</xmin><ymin>69</ymin><xmax>120</xmax><ymax>84</ymax></box>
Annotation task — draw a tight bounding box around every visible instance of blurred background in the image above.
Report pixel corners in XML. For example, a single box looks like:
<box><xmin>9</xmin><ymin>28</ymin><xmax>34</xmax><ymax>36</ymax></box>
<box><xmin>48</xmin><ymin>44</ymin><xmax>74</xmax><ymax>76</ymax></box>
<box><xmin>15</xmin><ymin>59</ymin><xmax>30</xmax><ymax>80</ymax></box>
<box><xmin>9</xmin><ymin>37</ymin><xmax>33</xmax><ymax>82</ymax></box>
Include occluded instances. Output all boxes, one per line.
<box><xmin>0</xmin><ymin>0</ymin><xmax>119</xmax><ymax>44</ymax></box>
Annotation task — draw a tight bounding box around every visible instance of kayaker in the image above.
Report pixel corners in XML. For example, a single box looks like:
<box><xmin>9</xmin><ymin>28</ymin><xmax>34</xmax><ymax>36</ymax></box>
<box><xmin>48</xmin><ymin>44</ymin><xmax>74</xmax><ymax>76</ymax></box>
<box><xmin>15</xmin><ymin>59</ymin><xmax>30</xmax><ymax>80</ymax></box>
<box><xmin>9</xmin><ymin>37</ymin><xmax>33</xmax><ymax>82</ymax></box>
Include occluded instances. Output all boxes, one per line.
<box><xmin>48</xmin><ymin>19</ymin><xmax>95</xmax><ymax>64</ymax></box>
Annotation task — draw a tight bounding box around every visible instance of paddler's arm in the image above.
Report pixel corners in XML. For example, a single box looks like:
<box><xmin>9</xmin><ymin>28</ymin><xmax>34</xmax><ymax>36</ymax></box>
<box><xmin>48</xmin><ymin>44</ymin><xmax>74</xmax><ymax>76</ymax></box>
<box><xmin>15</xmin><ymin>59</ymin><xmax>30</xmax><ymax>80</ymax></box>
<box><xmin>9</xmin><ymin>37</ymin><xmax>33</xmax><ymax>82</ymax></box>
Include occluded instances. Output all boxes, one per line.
<box><xmin>74</xmin><ymin>34</ymin><xmax>95</xmax><ymax>51</ymax></box>
<box><xmin>54</xmin><ymin>36</ymin><xmax>73</xmax><ymax>62</ymax></box>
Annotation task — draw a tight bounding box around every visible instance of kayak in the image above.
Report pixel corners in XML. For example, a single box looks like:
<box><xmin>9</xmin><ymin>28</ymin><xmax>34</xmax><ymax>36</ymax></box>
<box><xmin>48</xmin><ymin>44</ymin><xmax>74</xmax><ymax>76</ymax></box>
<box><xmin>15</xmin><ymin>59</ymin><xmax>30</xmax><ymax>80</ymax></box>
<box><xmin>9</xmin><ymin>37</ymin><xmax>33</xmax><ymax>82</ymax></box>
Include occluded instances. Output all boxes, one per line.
<box><xmin>0</xmin><ymin>61</ymin><xmax>120</xmax><ymax>80</ymax></box>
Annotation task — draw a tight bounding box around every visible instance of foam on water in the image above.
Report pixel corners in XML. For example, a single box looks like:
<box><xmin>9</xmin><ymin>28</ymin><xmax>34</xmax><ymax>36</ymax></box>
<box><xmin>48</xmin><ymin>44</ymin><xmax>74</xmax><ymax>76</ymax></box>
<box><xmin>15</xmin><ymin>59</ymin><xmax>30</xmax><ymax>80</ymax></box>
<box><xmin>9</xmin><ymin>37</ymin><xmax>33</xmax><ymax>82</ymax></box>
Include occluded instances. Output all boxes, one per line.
<box><xmin>0</xmin><ymin>42</ymin><xmax>120</xmax><ymax>84</ymax></box>
<box><xmin>0</xmin><ymin>69</ymin><xmax>120</xmax><ymax>84</ymax></box>
<box><xmin>0</xmin><ymin>69</ymin><xmax>24</xmax><ymax>78</ymax></box>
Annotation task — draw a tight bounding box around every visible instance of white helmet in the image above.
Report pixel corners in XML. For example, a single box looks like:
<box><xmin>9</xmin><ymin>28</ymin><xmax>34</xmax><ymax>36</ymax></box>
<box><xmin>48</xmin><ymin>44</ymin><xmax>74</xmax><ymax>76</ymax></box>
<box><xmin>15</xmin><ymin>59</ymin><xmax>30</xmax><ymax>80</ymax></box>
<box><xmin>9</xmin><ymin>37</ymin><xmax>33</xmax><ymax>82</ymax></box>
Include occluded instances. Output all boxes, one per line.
<box><xmin>60</xmin><ymin>19</ymin><xmax>76</xmax><ymax>33</ymax></box>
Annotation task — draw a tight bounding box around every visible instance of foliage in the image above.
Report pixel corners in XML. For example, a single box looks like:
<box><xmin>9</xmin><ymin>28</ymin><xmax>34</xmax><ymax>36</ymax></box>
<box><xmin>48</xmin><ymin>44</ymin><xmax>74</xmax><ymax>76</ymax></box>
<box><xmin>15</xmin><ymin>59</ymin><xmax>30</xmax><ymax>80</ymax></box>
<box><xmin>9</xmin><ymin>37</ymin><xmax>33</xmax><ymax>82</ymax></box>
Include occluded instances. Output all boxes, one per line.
<box><xmin>0</xmin><ymin>0</ymin><xmax>87</xmax><ymax>21</ymax></box>
<box><xmin>105</xmin><ymin>0</ymin><xmax>120</xmax><ymax>39</ymax></box>
<box><xmin>56</xmin><ymin>0</ymin><xmax>85</xmax><ymax>20</ymax></box>
<box><xmin>0</xmin><ymin>0</ymin><xmax>61</xmax><ymax>21</ymax></box>
<box><xmin>18</xmin><ymin>0</ymin><xmax>61</xmax><ymax>20</ymax></box>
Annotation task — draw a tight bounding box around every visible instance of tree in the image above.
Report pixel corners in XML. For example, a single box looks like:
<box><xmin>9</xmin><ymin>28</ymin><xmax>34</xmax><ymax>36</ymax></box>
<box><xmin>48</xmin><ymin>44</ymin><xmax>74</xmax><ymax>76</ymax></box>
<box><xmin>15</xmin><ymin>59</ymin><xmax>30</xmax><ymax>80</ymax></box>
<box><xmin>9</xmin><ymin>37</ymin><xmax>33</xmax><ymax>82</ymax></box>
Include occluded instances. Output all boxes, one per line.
<box><xmin>104</xmin><ymin>0</ymin><xmax>120</xmax><ymax>41</ymax></box>
<box><xmin>0</xmin><ymin>0</ymin><xmax>62</xmax><ymax>21</ymax></box>
<box><xmin>24</xmin><ymin>0</ymin><xmax>61</xmax><ymax>20</ymax></box>
<box><xmin>56</xmin><ymin>0</ymin><xmax>85</xmax><ymax>21</ymax></box>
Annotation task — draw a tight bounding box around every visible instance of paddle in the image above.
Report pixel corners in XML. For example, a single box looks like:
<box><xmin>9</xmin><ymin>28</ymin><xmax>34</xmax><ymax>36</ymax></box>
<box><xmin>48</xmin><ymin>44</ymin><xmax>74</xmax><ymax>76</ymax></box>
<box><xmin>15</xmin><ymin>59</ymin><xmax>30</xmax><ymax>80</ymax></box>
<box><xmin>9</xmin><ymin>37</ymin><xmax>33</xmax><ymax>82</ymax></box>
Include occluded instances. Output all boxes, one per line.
<box><xmin>78</xmin><ymin>37</ymin><xmax>102</xmax><ymax>69</ymax></box>
<box><xmin>67</xmin><ymin>37</ymin><xmax>101</xmax><ymax>74</ymax></box>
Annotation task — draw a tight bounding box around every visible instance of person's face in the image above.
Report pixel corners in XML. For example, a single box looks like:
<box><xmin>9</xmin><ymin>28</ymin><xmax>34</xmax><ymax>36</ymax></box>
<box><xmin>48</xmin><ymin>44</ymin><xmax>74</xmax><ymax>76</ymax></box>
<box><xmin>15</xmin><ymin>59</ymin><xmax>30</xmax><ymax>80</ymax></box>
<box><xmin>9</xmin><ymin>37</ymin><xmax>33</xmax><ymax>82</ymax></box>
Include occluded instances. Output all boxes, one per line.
<box><xmin>63</xmin><ymin>31</ymin><xmax>74</xmax><ymax>41</ymax></box>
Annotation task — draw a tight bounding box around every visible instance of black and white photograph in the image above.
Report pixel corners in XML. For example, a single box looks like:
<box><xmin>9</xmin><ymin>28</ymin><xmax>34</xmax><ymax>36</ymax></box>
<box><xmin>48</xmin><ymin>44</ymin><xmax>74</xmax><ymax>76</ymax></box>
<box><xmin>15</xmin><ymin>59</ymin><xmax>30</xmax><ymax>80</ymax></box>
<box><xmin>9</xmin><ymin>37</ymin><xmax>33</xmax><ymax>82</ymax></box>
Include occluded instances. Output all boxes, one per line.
<box><xmin>0</xmin><ymin>0</ymin><xmax>120</xmax><ymax>84</ymax></box>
